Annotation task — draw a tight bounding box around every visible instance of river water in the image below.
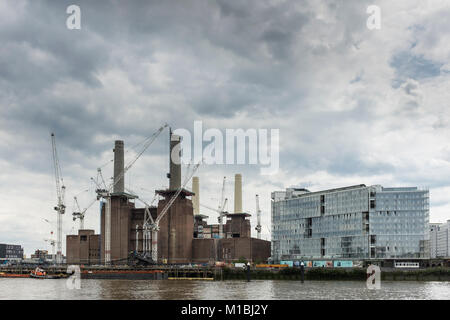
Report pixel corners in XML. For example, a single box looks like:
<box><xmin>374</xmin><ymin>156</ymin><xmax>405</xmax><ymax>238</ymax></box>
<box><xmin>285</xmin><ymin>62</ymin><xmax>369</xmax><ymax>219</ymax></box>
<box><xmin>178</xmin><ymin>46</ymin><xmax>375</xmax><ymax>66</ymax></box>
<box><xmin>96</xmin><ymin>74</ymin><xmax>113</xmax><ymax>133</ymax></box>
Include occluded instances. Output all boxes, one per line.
<box><xmin>0</xmin><ymin>279</ymin><xmax>449</xmax><ymax>300</ymax></box>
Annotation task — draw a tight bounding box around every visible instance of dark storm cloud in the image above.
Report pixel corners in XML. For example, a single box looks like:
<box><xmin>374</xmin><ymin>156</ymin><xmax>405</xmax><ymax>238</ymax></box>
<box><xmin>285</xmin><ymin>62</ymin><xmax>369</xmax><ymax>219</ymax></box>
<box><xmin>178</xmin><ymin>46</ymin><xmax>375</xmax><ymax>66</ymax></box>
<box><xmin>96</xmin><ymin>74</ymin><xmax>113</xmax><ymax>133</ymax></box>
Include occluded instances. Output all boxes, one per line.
<box><xmin>2</xmin><ymin>0</ymin><xmax>317</xmax><ymax>169</ymax></box>
<box><xmin>0</xmin><ymin>0</ymin><xmax>444</xmax><ymax>179</ymax></box>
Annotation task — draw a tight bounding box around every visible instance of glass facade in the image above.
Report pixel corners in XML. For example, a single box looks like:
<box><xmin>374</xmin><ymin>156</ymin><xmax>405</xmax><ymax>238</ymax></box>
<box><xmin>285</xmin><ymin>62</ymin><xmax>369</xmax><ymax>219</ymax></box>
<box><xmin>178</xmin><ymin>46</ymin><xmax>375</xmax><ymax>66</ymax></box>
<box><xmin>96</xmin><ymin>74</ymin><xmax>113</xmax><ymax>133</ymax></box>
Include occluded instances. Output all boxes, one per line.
<box><xmin>271</xmin><ymin>185</ymin><xmax>429</xmax><ymax>261</ymax></box>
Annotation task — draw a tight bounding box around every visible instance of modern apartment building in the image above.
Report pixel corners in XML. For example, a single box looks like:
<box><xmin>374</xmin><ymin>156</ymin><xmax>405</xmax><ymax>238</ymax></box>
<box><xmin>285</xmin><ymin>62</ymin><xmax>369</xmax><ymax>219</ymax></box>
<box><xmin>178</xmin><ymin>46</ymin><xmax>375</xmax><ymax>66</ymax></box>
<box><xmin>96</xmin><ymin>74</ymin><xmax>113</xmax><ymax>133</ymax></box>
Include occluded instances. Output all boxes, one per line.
<box><xmin>271</xmin><ymin>185</ymin><xmax>430</xmax><ymax>262</ymax></box>
<box><xmin>430</xmin><ymin>221</ymin><xmax>450</xmax><ymax>258</ymax></box>
<box><xmin>0</xmin><ymin>243</ymin><xmax>24</xmax><ymax>261</ymax></box>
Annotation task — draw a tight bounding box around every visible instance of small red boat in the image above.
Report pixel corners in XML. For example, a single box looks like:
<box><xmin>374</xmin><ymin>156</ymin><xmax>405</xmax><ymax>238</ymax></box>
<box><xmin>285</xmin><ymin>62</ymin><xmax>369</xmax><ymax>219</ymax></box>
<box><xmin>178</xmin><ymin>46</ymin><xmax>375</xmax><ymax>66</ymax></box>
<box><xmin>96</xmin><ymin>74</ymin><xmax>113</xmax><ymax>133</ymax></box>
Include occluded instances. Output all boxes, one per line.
<box><xmin>29</xmin><ymin>267</ymin><xmax>68</xmax><ymax>279</ymax></box>
<box><xmin>30</xmin><ymin>267</ymin><xmax>47</xmax><ymax>279</ymax></box>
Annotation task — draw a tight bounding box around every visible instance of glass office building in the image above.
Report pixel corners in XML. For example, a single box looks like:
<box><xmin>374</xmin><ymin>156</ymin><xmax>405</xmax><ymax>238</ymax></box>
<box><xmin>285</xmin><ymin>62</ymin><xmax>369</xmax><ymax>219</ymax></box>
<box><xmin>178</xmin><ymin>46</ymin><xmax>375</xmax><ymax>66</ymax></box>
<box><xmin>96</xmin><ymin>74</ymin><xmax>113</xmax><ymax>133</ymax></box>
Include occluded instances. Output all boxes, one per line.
<box><xmin>271</xmin><ymin>185</ymin><xmax>429</xmax><ymax>262</ymax></box>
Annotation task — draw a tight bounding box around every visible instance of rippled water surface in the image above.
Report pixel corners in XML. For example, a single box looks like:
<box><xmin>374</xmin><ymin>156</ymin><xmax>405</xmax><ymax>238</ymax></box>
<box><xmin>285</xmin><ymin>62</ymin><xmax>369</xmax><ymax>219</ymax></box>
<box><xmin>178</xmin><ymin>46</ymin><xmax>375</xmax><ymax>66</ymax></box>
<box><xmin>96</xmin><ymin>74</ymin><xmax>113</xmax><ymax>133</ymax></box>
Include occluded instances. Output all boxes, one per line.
<box><xmin>0</xmin><ymin>279</ymin><xmax>449</xmax><ymax>300</ymax></box>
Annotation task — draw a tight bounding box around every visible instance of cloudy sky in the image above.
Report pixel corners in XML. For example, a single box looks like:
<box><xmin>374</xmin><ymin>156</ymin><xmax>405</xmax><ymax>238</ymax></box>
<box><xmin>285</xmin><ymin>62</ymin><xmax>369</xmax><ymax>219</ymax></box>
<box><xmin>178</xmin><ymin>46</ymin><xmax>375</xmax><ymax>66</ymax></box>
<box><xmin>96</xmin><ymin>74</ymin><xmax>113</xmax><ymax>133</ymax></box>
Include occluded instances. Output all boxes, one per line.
<box><xmin>1</xmin><ymin>0</ymin><xmax>450</xmax><ymax>256</ymax></box>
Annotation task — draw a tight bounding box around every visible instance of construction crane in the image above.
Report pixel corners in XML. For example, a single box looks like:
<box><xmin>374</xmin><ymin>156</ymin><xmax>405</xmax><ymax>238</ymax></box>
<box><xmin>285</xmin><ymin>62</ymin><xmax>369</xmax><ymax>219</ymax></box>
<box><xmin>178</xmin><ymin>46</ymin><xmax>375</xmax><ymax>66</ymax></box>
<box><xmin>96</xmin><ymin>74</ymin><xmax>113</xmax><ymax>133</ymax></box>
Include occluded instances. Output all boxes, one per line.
<box><xmin>145</xmin><ymin>160</ymin><xmax>202</xmax><ymax>263</ymax></box>
<box><xmin>200</xmin><ymin>198</ymin><xmax>228</xmax><ymax>238</ymax></box>
<box><xmin>124</xmin><ymin>187</ymin><xmax>159</xmax><ymax>257</ymax></box>
<box><xmin>72</xmin><ymin>189</ymin><xmax>89</xmax><ymax>230</ymax></box>
<box><xmin>218</xmin><ymin>176</ymin><xmax>227</xmax><ymax>237</ymax></box>
<box><xmin>255</xmin><ymin>194</ymin><xmax>262</xmax><ymax>239</ymax></box>
<box><xmin>50</xmin><ymin>133</ymin><xmax>66</xmax><ymax>264</ymax></box>
<box><xmin>72</xmin><ymin>196</ymin><xmax>98</xmax><ymax>230</ymax></box>
<box><xmin>200</xmin><ymin>176</ymin><xmax>227</xmax><ymax>238</ymax></box>
<box><xmin>96</xmin><ymin>124</ymin><xmax>168</xmax><ymax>265</ymax></box>
<box><xmin>44</xmin><ymin>237</ymin><xmax>56</xmax><ymax>263</ymax></box>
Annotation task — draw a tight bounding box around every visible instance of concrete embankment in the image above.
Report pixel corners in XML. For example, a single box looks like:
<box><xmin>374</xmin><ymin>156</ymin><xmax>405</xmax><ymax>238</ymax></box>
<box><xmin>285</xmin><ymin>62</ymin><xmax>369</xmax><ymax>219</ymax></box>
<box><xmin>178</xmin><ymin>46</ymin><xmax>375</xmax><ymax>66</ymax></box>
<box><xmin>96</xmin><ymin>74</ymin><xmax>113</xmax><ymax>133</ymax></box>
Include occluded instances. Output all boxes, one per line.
<box><xmin>220</xmin><ymin>267</ymin><xmax>450</xmax><ymax>281</ymax></box>
<box><xmin>2</xmin><ymin>266</ymin><xmax>449</xmax><ymax>281</ymax></box>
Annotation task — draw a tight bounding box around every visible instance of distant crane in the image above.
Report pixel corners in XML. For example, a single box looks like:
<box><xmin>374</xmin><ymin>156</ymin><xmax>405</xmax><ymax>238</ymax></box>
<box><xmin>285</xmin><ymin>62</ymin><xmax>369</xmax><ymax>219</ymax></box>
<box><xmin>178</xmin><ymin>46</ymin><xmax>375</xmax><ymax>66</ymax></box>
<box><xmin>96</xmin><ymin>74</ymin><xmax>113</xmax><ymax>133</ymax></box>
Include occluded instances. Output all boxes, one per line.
<box><xmin>44</xmin><ymin>235</ymin><xmax>56</xmax><ymax>264</ymax></box>
<box><xmin>200</xmin><ymin>176</ymin><xmax>228</xmax><ymax>238</ymax></box>
<box><xmin>218</xmin><ymin>176</ymin><xmax>227</xmax><ymax>237</ymax></box>
<box><xmin>200</xmin><ymin>198</ymin><xmax>228</xmax><ymax>238</ymax></box>
<box><xmin>255</xmin><ymin>194</ymin><xmax>262</xmax><ymax>239</ymax></box>
<box><xmin>72</xmin><ymin>189</ymin><xmax>89</xmax><ymax>230</ymax></box>
<box><xmin>50</xmin><ymin>133</ymin><xmax>66</xmax><ymax>264</ymax></box>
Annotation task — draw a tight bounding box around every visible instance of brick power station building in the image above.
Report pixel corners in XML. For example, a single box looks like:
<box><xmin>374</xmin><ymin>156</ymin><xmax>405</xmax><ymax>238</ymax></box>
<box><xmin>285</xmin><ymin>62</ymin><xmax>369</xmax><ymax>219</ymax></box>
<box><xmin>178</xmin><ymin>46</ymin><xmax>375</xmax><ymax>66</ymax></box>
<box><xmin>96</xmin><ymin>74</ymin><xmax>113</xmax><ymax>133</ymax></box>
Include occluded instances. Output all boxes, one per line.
<box><xmin>67</xmin><ymin>133</ymin><xmax>270</xmax><ymax>265</ymax></box>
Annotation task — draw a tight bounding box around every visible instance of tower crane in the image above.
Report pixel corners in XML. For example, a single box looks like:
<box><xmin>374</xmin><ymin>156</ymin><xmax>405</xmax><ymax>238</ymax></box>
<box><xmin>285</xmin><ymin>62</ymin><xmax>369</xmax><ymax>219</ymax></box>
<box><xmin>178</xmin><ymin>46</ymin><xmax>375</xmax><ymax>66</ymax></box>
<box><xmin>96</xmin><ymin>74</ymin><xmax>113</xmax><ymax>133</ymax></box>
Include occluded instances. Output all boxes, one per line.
<box><xmin>72</xmin><ymin>195</ymin><xmax>98</xmax><ymax>230</ymax></box>
<box><xmin>72</xmin><ymin>189</ymin><xmax>89</xmax><ymax>230</ymax></box>
<box><xmin>96</xmin><ymin>124</ymin><xmax>168</xmax><ymax>264</ymax></box>
<box><xmin>50</xmin><ymin>133</ymin><xmax>66</xmax><ymax>264</ymax></box>
<box><xmin>200</xmin><ymin>198</ymin><xmax>228</xmax><ymax>238</ymax></box>
<box><xmin>255</xmin><ymin>194</ymin><xmax>262</xmax><ymax>239</ymax></box>
<box><xmin>124</xmin><ymin>187</ymin><xmax>159</xmax><ymax>257</ymax></box>
<box><xmin>44</xmin><ymin>237</ymin><xmax>56</xmax><ymax>263</ymax></box>
<box><xmin>218</xmin><ymin>176</ymin><xmax>227</xmax><ymax>238</ymax></box>
<box><xmin>200</xmin><ymin>176</ymin><xmax>228</xmax><ymax>238</ymax></box>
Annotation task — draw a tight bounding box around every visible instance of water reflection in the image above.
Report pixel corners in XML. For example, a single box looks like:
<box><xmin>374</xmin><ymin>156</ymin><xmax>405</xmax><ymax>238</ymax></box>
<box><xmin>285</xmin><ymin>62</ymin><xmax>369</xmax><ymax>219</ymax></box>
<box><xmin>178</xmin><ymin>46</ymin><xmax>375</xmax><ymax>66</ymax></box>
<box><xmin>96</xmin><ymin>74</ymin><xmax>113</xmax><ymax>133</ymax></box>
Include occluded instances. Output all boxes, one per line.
<box><xmin>0</xmin><ymin>279</ymin><xmax>449</xmax><ymax>300</ymax></box>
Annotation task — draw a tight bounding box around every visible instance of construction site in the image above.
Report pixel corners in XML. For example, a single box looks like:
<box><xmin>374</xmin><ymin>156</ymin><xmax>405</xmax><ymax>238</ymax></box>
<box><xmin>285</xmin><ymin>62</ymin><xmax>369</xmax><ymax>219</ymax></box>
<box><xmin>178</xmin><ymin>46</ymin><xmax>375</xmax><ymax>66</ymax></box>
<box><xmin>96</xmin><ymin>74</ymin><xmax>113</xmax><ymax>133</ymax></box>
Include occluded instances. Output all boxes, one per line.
<box><xmin>64</xmin><ymin>125</ymin><xmax>271</xmax><ymax>268</ymax></box>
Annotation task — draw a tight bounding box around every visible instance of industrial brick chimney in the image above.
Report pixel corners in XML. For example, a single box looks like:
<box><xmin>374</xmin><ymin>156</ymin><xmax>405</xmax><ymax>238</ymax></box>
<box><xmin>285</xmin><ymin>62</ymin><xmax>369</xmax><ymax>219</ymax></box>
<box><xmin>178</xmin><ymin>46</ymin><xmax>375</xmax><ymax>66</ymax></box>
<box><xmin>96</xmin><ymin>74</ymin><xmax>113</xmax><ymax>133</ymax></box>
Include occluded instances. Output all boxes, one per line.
<box><xmin>156</xmin><ymin>130</ymin><xmax>194</xmax><ymax>264</ymax></box>
<box><xmin>192</xmin><ymin>176</ymin><xmax>200</xmax><ymax>215</ymax></box>
<box><xmin>234</xmin><ymin>173</ymin><xmax>242</xmax><ymax>213</ymax></box>
<box><xmin>113</xmin><ymin>140</ymin><xmax>125</xmax><ymax>193</ymax></box>
<box><xmin>169</xmin><ymin>132</ymin><xmax>182</xmax><ymax>190</ymax></box>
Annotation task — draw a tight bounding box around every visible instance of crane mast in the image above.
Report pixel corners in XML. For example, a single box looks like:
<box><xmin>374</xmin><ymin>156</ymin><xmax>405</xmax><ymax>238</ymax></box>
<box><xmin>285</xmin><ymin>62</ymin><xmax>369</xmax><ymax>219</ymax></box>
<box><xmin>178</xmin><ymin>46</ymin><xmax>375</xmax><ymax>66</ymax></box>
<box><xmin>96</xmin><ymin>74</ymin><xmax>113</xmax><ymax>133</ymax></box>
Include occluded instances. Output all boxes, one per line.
<box><xmin>255</xmin><ymin>194</ymin><xmax>262</xmax><ymax>239</ymax></box>
<box><xmin>44</xmin><ymin>238</ymin><xmax>56</xmax><ymax>263</ymax></box>
<box><xmin>202</xmin><ymin>176</ymin><xmax>228</xmax><ymax>238</ymax></box>
<box><xmin>51</xmin><ymin>133</ymin><xmax>65</xmax><ymax>264</ymax></box>
<box><xmin>73</xmin><ymin>196</ymin><xmax>84</xmax><ymax>230</ymax></box>
<box><xmin>218</xmin><ymin>176</ymin><xmax>227</xmax><ymax>239</ymax></box>
<box><xmin>201</xmin><ymin>197</ymin><xmax>228</xmax><ymax>239</ymax></box>
<box><xmin>73</xmin><ymin>195</ymin><xmax>98</xmax><ymax>230</ymax></box>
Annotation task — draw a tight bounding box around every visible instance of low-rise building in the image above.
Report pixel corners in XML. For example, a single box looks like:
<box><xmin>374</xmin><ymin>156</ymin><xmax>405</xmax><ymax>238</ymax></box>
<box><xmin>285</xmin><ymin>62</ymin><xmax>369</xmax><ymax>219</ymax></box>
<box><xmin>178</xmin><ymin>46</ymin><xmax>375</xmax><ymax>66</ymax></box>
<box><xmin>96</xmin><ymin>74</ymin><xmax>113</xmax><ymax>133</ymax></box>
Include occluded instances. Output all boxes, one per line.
<box><xmin>192</xmin><ymin>214</ymin><xmax>271</xmax><ymax>264</ymax></box>
<box><xmin>0</xmin><ymin>243</ymin><xmax>23</xmax><ymax>262</ymax></box>
<box><xmin>66</xmin><ymin>230</ymin><xmax>101</xmax><ymax>265</ymax></box>
<box><xmin>30</xmin><ymin>249</ymin><xmax>57</xmax><ymax>262</ymax></box>
<box><xmin>430</xmin><ymin>221</ymin><xmax>450</xmax><ymax>258</ymax></box>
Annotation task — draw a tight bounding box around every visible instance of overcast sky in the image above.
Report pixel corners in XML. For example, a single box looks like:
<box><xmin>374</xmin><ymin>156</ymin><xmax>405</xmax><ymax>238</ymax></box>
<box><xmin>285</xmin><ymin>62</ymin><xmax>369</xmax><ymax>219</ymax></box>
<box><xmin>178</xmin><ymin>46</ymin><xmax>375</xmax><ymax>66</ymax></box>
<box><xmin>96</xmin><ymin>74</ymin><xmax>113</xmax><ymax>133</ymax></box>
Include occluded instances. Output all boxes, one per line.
<box><xmin>1</xmin><ymin>0</ymin><xmax>450</xmax><ymax>256</ymax></box>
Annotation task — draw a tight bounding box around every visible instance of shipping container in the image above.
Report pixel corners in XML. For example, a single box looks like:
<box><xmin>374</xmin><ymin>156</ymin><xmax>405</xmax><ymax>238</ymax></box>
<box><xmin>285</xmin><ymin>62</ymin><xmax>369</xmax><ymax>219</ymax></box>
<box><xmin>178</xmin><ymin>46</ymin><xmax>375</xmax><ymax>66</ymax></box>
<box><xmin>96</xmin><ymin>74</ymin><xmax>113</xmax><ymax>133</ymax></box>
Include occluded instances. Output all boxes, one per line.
<box><xmin>280</xmin><ymin>260</ymin><xmax>294</xmax><ymax>267</ymax></box>
<box><xmin>312</xmin><ymin>261</ymin><xmax>326</xmax><ymax>267</ymax></box>
<box><xmin>333</xmin><ymin>260</ymin><xmax>353</xmax><ymax>268</ymax></box>
<box><xmin>255</xmin><ymin>264</ymin><xmax>288</xmax><ymax>268</ymax></box>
